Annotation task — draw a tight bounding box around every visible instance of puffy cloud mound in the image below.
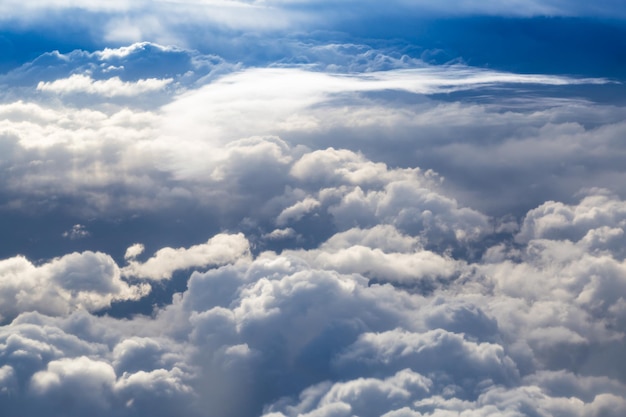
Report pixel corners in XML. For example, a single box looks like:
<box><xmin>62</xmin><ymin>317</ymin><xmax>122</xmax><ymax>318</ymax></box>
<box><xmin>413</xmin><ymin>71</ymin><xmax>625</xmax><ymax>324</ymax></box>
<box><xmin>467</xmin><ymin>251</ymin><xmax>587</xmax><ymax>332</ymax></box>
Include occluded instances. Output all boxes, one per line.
<box><xmin>4</xmin><ymin>189</ymin><xmax>626</xmax><ymax>416</ymax></box>
<box><xmin>0</xmin><ymin>232</ymin><xmax>251</xmax><ymax>322</ymax></box>
<box><xmin>0</xmin><ymin>252</ymin><xmax>149</xmax><ymax>322</ymax></box>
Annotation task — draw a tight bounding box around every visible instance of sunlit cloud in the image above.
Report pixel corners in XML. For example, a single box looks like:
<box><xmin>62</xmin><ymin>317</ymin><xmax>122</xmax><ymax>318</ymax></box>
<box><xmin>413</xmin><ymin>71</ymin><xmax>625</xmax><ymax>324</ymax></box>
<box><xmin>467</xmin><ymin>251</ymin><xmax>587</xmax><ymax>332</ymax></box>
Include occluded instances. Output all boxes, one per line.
<box><xmin>37</xmin><ymin>74</ymin><xmax>173</xmax><ymax>97</ymax></box>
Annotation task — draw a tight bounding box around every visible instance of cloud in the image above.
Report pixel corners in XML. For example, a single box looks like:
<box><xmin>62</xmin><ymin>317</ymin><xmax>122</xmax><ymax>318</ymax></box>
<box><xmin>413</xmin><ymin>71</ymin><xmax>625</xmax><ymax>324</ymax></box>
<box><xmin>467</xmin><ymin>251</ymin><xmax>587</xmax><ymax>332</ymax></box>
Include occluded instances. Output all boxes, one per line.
<box><xmin>124</xmin><ymin>243</ymin><xmax>145</xmax><ymax>260</ymax></box>
<box><xmin>516</xmin><ymin>190</ymin><xmax>626</xmax><ymax>245</ymax></box>
<box><xmin>0</xmin><ymin>41</ymin><xmax>233</xmax><ymax>99</ymax></box>
<box><xmin>280</xmin><ymin>226</ymin><xmax>460</xmax><ymax>285</ymax></box>
<box><xmin>62</xmin><ymin>224</ymin><xmax>90</xmax><ymax>240</ymax></box>
<box><xmin>262</xmin><ymin>228</ymin><xmax>297</xmax><ymax>241</ymax></box>
<box><xmin>0</xmin><ymin>252</ymin><xmax>149</xmax><ymax>322</ymax></box>
<box><xmin>161</xmin><ymin>66</ymin><xmax>608</xmax><ymax>145</ymax></box>
<box><xmin>276</xmin><ymin>197</ymin><xmax>321</xmax><ymax>226</ymax></box>
<box><xmin>122</xmin><ymin>233</ymin><xmax>251</xmax><ymax>280</ymax></box>
<box><xmin>30</xmin><ymin>356</ymin><xmax>117</xmax><ymax>407</ymax></box>
<box><xmin>1</xmin><ymin>22</ymin><xmax>626</xmax><ymax>417</ymax></box>
<box><xmin>3</xmin><ymin>195</ymin><xmax>626</xmax><ymax>416</ymax></box>
<box><xmin>0</xmin><ymin>42</ymin><xmax>618</xmax><ymax>227</ymax></box>
<box><xmin>37</xmin><ymin>74</ymin><xmax>173</xmax><ymax>97</ymax></box>
<box><xmin>264</xmin><ymin>369</ymin><xmax>432</xmax><ymax>417</ymax></box>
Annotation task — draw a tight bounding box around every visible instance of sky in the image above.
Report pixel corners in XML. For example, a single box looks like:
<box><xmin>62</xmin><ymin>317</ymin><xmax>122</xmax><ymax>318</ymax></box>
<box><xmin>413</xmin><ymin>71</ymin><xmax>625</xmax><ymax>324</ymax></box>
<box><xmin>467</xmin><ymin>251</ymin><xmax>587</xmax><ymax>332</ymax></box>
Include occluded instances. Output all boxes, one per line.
<box><xmin>2</xmin><ymin>1</ymin><xmax>626</xmax><ymax>416</ymax></box>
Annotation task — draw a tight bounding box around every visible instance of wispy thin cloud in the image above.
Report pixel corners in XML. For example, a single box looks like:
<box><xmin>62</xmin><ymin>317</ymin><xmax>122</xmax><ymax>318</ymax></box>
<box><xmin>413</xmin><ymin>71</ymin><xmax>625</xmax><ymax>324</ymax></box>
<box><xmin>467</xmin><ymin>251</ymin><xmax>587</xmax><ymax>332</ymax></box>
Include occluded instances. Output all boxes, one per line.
<box><xmin>37</xmin><ymin>74</ymin><xmax>172</xmax><ymax>97</ymax></box>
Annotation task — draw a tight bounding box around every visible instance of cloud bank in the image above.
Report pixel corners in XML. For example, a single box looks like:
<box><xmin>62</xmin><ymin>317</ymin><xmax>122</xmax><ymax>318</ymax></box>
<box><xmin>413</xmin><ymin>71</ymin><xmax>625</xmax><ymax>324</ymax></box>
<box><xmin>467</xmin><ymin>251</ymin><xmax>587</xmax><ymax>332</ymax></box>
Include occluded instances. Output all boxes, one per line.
<box><xmin>4</xmin><ymin>189</ymin><xmax>626</xmax><ymax>416</ymax></box>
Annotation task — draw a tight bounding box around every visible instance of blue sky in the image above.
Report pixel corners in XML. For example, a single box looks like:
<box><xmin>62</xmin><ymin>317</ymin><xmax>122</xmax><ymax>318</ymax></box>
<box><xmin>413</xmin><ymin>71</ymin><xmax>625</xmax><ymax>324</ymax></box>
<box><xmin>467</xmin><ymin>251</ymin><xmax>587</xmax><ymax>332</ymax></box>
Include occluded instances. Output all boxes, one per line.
<box><xmin>2</xmin><ymin>2</ymin><xmax>626</xmax><ymax>417</ymax></box>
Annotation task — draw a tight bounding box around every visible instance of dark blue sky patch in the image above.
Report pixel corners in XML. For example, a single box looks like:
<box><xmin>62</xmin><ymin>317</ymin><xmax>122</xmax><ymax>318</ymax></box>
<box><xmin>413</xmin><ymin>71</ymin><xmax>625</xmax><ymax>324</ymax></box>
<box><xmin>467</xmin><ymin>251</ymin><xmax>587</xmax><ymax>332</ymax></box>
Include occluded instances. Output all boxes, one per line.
<box><xmin>2</xmin><ymin>14</ymin><xmax>625</xmax><ymax>79</ymax></box>
<box><xmin>0</xmin><ymin>24</ymin><xmax>99</xmax><ymax>74</ymax></box>
<box><xmin>332</xmin><ymin>16</ymin><xmax>626</xmax><ymax>78</ymax></box>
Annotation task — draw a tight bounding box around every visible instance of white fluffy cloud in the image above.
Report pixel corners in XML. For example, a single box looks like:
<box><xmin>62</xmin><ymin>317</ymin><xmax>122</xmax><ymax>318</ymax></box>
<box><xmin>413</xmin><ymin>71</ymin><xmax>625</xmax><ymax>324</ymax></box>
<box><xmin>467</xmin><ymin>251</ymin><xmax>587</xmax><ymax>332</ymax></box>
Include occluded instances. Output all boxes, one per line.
<box><xmin>0</xmin><ymin>252</ymin><xmax>149</xmax><ymax>322</ymax></box>
<box><xmin>122</xmin><ymin>233</ymin><xmax>251</xmax><ymax>280</ymax></box>
<box><xmin>264</xmin><ymin>373</ymin><xmax>626</xmax><ymax>417</ymax></box>
<box><xmin>0</xmin><ymin>233</ymin><xmax>250</xmax><ymax>321</ymax></box>
<box><xmin>281</xmin><ymin>226</ymin><xmax>460</xmax><ymax>285</ymax></box>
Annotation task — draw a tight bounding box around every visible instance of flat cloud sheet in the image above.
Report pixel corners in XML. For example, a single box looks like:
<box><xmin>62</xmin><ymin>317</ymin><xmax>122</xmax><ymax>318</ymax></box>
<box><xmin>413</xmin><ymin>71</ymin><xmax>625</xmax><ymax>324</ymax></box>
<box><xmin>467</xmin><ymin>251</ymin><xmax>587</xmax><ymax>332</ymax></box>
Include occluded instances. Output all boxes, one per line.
<box><xmin>1</xmin><ymin>1</ymin><xmax>626</xmax><ymax>417</ymax></box>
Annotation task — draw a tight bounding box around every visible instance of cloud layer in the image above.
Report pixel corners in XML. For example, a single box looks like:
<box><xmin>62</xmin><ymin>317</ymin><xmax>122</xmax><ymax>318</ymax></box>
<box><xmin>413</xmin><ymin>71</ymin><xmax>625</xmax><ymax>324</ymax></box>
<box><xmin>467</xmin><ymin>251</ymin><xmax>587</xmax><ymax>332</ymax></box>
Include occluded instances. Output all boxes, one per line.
<box><xmin>0</xmin><ymin>16</ymin><xmax>626</xmax><ymax>417</ymax></box>
<box><xmin>4</xmin><ymin>188</ymin><xmax>626</xmax><ymax>416</ymax></box>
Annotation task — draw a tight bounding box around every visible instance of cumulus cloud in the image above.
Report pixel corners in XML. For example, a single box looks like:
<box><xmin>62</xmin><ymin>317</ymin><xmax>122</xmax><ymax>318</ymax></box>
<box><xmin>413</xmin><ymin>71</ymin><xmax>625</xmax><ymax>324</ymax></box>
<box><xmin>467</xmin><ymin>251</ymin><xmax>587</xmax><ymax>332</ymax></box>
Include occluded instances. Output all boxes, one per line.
<box><xmin>3</xmin><ymin>193</ymin><xmax>626</xmax><ymax>415</ymax></box>
<box><xmin>0</xmin><ymin>252</ymin><xmax>149</xmax><ymax>322</ymax></box>
<box><xmin>0</xmin><ymin>42</ymin><xmax>617</xmax><ymax>225</ymax></box>
<box><xmin>30</xmin><ymin>356</ymin><xmax>117</xmax><ymax>407</ymax></box>
<box><xmin>516</xmin><ymin>190</ymin><xmax>626</xmax><ymax>245</ymax></box>
<box><xmin>0</xmin><ymin>321</ymin><xmax>196</xmax><ymax>416</ymax></box>
<box><xmin>272</xmin><ymin>377</ymin><xmax>626</xmax><ymax>417</ymax></box>
<box><xmin>280</xmin><ymin>226</ymin><xmax>460</xmax><ymax>285</ymax></box>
